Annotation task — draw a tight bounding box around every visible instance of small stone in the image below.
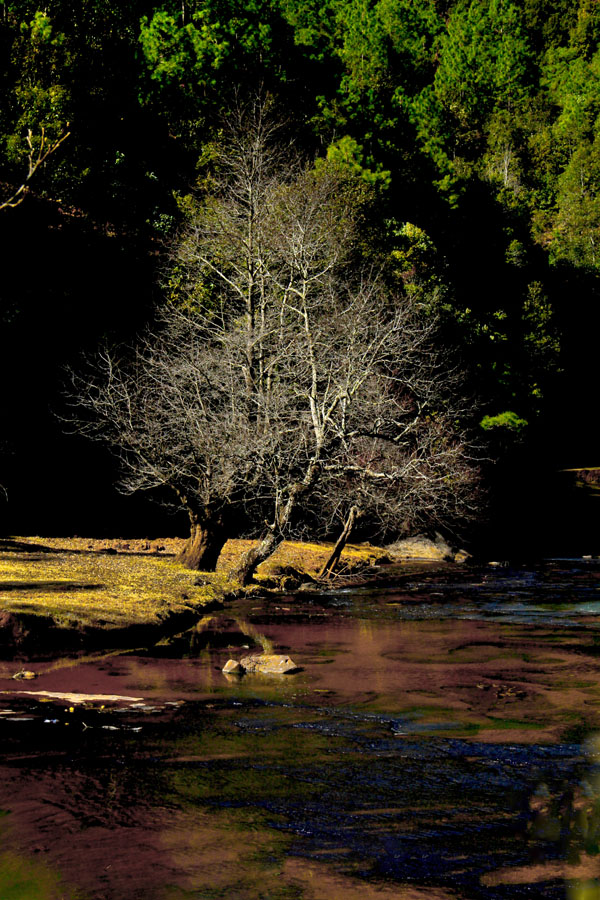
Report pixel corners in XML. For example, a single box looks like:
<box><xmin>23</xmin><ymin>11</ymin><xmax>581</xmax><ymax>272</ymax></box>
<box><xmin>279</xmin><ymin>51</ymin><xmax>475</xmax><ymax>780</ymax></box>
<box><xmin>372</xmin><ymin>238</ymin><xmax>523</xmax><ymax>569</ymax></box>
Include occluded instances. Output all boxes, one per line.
<box><xmin>222</xmin><ymin>659</ymin><xmax>244</xmax><ymax>674</ymax></box>
<box><xmin>279</xmin><ymin>574</ymin><xmax>301</xmax><ymax>591</ymax></box>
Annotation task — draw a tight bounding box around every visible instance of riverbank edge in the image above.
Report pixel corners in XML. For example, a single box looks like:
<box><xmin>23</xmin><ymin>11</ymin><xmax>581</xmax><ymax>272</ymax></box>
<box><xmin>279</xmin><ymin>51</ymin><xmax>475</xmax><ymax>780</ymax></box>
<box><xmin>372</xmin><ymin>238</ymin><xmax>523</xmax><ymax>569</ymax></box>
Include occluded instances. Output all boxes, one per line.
<box><xmin>0</xmin><ymin>535</ymin><xmax>454</xmax><ymax>657</ymax></box>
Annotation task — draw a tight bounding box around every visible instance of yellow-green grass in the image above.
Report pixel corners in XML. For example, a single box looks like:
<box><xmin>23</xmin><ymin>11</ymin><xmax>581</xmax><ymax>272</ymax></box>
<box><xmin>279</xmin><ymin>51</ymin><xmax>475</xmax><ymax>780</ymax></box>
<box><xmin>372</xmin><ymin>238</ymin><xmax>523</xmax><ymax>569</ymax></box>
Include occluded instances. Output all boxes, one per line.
<box><xmin>218</xmin><ymin>538</ymin><xmax>388</xmax><ymax>581</ymax></box>
<box><xmin>0</xmin><ymin>536</ymin><xmax>388</xmax><ymax>631</ymax></box>
<box><xmin>18</xmin><ymin>535</ymin><xmax>389</xmax><ymax>577</ymax></box>
<box><xmin>0</xmin><ymin>550</ymin><xmax>225</xmax><ymax>629</ymax></box>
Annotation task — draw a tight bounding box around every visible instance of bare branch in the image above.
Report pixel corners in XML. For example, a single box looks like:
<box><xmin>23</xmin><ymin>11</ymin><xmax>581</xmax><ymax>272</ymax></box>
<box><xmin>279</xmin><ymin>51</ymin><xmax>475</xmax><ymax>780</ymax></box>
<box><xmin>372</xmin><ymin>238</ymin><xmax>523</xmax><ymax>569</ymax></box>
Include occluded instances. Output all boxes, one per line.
<box><xmin>1</xmin><ymin>126</ymin><xmax>70</xmax><ymax>211</ymax></box>
<box><xmin>65</xmin><ymin>102</ymin><xmax>481</xmax><ymax>579</ymax></box>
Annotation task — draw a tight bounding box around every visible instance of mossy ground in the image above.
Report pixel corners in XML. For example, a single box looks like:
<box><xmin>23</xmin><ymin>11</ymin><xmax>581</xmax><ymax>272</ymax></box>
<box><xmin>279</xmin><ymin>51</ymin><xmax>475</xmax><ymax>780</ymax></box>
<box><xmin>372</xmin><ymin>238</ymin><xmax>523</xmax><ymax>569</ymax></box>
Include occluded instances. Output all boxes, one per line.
<box><xmin>0</xmin><ymin>537</ymin><xmax>388</xmax><ymax>630</ymax></box>
<box><xmin>0</xmin><ymin>547</ymin><xmax>226</xmax><ymax>628</ymax></box>
<box><xmin>218</xmin><ymin>537</ymin><xmax>388</xmax><ymax>582</ymax></box>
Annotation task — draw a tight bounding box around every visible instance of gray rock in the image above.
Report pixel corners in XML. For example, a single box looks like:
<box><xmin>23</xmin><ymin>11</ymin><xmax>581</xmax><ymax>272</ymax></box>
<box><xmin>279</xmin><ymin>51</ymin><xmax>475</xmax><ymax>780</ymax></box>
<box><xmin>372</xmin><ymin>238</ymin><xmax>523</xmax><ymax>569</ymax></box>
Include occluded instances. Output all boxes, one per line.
<box><xmin>239</xmin><ymin>654</ymin><xmax>300</xmax><ymax>675</ymax></box>
<box><xmin>387</xmin><ymin>532</ymin><xmax>455</xmax><ymax>561</ymax></box>
<box><xmin>222</xmin><ymin>659</ymin><xmax>245</xmax><ymax>674</ymax></box>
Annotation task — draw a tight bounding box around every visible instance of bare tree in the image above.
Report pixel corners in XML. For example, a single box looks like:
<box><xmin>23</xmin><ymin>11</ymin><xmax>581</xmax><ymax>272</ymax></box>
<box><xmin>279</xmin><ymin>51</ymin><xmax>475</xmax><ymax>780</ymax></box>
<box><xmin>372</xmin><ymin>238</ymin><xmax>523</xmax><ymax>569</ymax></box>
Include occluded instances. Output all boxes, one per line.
<box><xmin>67</xmin><ymin>102</ymin><xmax>480</xmax><ymax>580</ymax></box>
<box><xmin>67</xmin><ymin>312</ymin><xmax>276</xmax><ymax>569</ymax></box>
<box><xmin>226</xmin><ymin>269</ymin><xmax>480</xmax><ymax>584</ymax></box>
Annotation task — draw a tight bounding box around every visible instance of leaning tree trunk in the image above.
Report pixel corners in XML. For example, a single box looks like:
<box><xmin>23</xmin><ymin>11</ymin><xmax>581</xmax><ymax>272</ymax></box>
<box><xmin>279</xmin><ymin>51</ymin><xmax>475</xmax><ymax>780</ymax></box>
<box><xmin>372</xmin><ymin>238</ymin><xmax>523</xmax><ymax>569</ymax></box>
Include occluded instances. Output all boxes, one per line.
<box><xmin>229</xmin><ymin>458</ymin><xmax>322</xmax><ymax>585</ymax></box>
<box><xmin>318</xmin><ymin>506</ymin><xmax>360</xmax><ymax>580</ymax></box>
<box><xmin>228</xmin><ymin>530</ymin><xmax>283</xmax><ymax>586</ymax></box>
<box><xmin>176</xmin><ymin>521</ymin><xmax>228</xmax><ymax>571</ymax></box>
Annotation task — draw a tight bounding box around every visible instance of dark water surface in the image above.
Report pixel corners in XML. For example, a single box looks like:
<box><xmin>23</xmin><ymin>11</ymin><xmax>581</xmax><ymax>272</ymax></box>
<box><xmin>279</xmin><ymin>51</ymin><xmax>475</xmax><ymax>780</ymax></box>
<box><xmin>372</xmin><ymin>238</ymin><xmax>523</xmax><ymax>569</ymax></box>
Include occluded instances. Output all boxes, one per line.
<box><xmin>2</xmin><ymin>561</ymin><xmax>600</xmax><ymax>899</ymax></box>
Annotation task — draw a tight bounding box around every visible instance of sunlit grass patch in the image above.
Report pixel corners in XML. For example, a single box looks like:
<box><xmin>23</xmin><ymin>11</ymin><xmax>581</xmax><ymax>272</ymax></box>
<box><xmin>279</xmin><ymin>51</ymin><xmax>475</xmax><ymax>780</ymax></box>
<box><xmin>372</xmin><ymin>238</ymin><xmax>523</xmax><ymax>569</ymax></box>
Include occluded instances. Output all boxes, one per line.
<box><xmin>0</xmin><ymin>550</ymin><xmax>223</xmax><ymax>628</ymax></box>
<box><xmin>0</xmin><ymin>534</ymin><xmax>390</xmax><ymax>631</ymax></box>
<box><xmin>19</xmin><ymin>536</ymin><xmax>388</xmax><ymax>582</ymax></box>
<box><xmin>219</xmin><ymin>538</ymin><xmax>388</xmax><ymax>582</ymax></box>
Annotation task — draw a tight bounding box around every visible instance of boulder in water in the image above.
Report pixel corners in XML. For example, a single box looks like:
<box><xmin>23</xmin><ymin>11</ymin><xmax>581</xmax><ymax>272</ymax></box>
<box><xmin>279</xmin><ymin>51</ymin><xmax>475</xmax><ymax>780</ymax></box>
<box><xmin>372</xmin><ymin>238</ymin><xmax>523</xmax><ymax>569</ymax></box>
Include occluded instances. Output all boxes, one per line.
<box><xmin>238</xmin><ymin>654</ymin><xmax>300</xmax><ymax>675</ymax></box>
<box><xmin>222</xmin><ymin>659</ymin><xmax>245</xmax><ymax>674</ymax></box>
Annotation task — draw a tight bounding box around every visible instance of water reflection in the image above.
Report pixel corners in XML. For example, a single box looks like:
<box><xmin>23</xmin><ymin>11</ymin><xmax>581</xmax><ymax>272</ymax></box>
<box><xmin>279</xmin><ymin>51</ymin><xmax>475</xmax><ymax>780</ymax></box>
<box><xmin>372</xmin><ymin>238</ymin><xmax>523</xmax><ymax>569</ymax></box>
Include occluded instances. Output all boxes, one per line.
<box><xmin>568</xmin><ymin>735</ymin><xmax>600</xmax><ymax>899</ymax></box>
<box><xmin>478</xmin><ymin>730</ymin><xmax>600</xmax><ymax>895</ymax></box>
<box><xmin>355</xmin><ymin>560</ymin><xmax>600</xmax><ymax>627</ymax></box>
<box><xmin>0</xmin><ymin>690</ymin><xmax>592</xmax><ymax>899</ymax></box>
<box><xmin>1</xmin><ymin>561</ymin><xmax>600</xmax><ymax>896</ymax></box>
<box><xmin>0</xmin><ymin>844</ymin><xmax>76</xmax><ymax>900</ymax></box>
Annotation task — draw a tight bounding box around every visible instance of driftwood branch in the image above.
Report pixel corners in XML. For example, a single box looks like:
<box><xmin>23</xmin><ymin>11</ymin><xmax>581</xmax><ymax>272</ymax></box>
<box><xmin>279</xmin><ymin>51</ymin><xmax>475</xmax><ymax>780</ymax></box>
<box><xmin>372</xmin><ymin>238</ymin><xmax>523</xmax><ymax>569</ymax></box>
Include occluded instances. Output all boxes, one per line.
<box><xmin>318</xmin><ymin>505</ymin><xmax>360</xmax><ymax>579</ymax></box>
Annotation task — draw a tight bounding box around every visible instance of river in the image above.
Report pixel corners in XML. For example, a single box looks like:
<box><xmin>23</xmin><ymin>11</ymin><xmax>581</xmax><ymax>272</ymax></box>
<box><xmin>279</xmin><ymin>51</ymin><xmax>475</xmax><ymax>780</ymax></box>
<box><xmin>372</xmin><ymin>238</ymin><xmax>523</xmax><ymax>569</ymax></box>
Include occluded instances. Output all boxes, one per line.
<box><xmin>2</xmin><ymin>559</ymin><xmax>600</xmax><ymax>899</ymax></box>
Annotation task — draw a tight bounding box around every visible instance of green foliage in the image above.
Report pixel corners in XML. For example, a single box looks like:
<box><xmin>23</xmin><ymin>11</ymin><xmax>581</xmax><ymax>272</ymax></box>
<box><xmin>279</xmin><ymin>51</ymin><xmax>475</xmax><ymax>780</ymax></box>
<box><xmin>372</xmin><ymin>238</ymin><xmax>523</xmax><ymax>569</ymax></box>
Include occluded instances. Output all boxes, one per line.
<box><xmin>1</xmin><ymin>7</ymin><xmax>72</xmax><ymax>174</ymax></box>
<box><xmin>139</xmin><ymin>8</ymin><xmax>229</xmax><ymax>88</ymax></box>
<box><xmin>2</xmin><ymin>0</ymin><xmax>600</xmax><ymax>533</ymax></box>
<box><xmin>551</xmin><ymin>139</ymin><xmax>600</xmax><ymax>267</ymax></box>
<box><xmin>389</xmin><ymin>221</ymin><xmax>447</xmax><ymax>306</ymax></box>
<box><xmin>333</xmin><ymin>0</ymin><xmax>389</xmax><ymax>99</ymax></box>
<box><xmin>411</xmin><ymin>0</ymin><xmax>534</xmax><ymax>196</ymax></box>
<box><xmin>137</xmin><ymin>0</ymin><xmax>300</xmax><ymax>149</ymax></box>
<box><xmin>522</xmin><ymin>0</ymin><xmax>577</xmax><ymax>55</ymax></box>
<box><xmin>278</xmin><ymin>0</ymin><xmax>336</xmax><ymax>61</ymax></box>
<box><xmin>480</xmin><ymin>410</ymin><xmax>529</xmax><ymax>433</ymax></box>
<box><xmin>325</xmin><ymin>135</ymin><xmax>391</xmax><ymax>187</ymax></box>
<box><xmin>535</xmin><ymin>34</ymin><xmax>600</xmax><ymax>267</ymax></box>
<box><xmin>521</xmin><ymin>280</ymin><xmax>561</xmax><ymax>400</ymax></box>
<box><xmin>435</xmin><ymin>0</ymin><xmax>531</xmax><ymax>121</ymax></box>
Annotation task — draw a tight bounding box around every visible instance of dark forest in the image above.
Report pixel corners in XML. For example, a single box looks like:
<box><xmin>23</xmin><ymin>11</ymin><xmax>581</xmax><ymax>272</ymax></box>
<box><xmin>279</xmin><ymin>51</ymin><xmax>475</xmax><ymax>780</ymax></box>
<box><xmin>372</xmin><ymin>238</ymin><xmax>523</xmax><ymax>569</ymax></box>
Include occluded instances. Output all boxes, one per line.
<box><xmin>1</xmin><ymin>0</ymin><xmax>599</xmax><ymax>555</ymax></box>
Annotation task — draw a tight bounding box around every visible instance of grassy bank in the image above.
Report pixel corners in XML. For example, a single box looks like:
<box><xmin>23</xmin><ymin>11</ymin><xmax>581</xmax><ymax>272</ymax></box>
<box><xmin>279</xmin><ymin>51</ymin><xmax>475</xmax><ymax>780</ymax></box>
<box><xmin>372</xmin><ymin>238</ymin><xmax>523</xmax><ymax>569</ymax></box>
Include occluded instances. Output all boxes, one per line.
<box><xmin>0</xmin><ymin>536</ymin><xmax>389</xmax><ymax>634</ymax></box>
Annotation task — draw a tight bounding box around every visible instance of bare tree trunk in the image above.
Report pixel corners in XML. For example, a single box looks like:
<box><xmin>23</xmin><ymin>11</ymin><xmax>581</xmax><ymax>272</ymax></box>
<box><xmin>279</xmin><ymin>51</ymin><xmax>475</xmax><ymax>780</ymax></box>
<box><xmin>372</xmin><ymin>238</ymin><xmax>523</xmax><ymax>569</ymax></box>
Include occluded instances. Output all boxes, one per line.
<box><xmin>229</xmin><ymin>457</ymin><xmax>323</xmax><ymax>585</ymax></box>
<box><xmin>228</xmin><ymin>530</ymin><xmax>283</xmax><ymax>586</ymax></box>
<box><xmin>176</xmin><ymin>521</ymin><xmax>228</xmax><ymax>571</ymax></box>
<box><xmin>318</xmin><ymin>506</ymin><xmax>360</xmax><ymax>580</ymax></box>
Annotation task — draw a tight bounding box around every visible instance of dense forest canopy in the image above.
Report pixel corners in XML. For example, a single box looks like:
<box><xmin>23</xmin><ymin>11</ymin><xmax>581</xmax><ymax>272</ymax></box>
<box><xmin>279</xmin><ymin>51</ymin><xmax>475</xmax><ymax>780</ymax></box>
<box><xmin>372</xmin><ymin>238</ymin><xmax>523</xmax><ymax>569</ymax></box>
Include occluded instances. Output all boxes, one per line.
<box><xmin>1</xmin><ymin>0</ymin><xmax>598</xmax><ymax>550</ymax></box>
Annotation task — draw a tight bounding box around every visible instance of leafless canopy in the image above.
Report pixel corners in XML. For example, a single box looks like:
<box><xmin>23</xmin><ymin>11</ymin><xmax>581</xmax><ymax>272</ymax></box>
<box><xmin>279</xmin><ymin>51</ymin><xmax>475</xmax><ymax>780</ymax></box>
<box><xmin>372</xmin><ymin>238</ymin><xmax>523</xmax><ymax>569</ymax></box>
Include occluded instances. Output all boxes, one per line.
<box><xmin>67</xmin><ymin>101</ymin><xmax>480</xmax><ymax>580</ymax></box>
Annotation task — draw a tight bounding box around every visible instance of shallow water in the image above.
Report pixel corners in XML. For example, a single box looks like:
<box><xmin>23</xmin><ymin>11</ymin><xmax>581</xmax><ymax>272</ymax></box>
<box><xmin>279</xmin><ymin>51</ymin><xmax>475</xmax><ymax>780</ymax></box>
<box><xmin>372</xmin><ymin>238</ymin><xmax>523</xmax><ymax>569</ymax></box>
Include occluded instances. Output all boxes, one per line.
<box><xmin>2</xmin><ymin>561</ymin><xmax>600</xmax><ymax>899</ymax></box>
